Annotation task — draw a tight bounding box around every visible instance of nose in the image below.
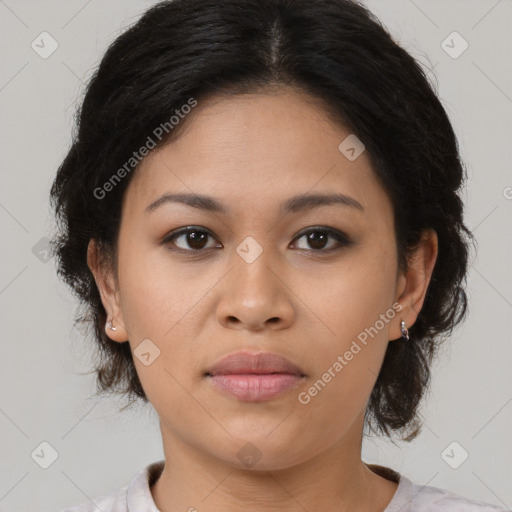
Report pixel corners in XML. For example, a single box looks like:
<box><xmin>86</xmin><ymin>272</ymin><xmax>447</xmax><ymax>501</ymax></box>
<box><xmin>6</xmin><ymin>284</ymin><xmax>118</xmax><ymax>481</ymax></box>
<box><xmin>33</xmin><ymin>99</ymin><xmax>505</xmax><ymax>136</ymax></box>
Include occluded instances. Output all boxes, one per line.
<box><xmin>215</xmin><ymin>254</ymin><xmax>295</xmax><ymax>332</ymax></box>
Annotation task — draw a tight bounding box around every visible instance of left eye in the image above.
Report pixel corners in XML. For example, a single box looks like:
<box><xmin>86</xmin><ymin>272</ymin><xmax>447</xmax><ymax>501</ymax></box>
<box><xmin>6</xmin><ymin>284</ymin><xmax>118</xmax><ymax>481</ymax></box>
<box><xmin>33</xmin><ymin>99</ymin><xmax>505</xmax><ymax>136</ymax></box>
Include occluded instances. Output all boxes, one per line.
<box><xmin>291</xmin><ymin>227</ymin><xmax>351</xmax><ymax>252</ymax></box>
<box><xmin>162</xmin><ymin>226</ymin><xmax>351</xmax><ymax>252</ymax></box>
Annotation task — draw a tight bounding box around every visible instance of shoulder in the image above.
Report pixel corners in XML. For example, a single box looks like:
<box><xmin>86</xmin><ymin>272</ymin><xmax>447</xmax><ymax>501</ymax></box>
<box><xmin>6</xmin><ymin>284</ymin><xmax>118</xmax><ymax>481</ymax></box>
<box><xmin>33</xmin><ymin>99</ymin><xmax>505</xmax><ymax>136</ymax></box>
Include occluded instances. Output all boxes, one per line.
<box><xmin>57</xmin><ymin>460</ymin><xmax>165</xmax><ymax>512</ymax></box>
<box><xmin>409</xmin><ymin>479</ymin><xmax>510</xmax><ymax>511</ymax></box>
<box><xmin>368</xmin><ymin>465</ymin><xmax>509</xmax><ymax>512</ymax></box>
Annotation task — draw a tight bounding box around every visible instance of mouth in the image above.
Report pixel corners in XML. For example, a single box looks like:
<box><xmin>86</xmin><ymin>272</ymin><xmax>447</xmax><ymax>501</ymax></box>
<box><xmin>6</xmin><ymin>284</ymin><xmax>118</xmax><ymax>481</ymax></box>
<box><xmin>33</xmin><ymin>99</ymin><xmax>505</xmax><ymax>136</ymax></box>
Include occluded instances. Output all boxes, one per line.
<box><xmin>204</xmin><ymin>351</ymin><xmax>306</xmax><ymax>402</ymax></box>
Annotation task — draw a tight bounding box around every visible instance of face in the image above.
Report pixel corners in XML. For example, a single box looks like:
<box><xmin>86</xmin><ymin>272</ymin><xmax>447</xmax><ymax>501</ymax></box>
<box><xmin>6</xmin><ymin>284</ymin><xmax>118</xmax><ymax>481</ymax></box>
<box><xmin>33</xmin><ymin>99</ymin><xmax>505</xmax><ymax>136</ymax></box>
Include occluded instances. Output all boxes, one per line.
<box><xmin>89</xmin><ymin>88</ymin><xmax>437</xmax><ymax>471</ymax></box>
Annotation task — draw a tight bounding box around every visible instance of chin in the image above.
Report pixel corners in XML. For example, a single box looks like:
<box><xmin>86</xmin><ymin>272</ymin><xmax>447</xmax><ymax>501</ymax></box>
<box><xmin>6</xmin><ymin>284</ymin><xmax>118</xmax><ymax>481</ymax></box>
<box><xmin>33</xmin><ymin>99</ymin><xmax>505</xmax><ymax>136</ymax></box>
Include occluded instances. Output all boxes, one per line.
<box><xmin>212</xmin><ymin>433</ymin><xmax>312</xmax><ymax>472</ymax></box>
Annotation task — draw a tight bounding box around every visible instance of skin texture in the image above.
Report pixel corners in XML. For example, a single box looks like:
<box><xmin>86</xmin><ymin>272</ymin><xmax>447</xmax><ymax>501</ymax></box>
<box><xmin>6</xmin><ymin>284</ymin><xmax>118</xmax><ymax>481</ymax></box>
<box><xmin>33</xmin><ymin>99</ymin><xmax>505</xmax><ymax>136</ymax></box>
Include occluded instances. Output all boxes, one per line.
<box><xmin>87</xmin><ymin>88</ymin><xmax>438</xmax><ymax>512</ymax></box>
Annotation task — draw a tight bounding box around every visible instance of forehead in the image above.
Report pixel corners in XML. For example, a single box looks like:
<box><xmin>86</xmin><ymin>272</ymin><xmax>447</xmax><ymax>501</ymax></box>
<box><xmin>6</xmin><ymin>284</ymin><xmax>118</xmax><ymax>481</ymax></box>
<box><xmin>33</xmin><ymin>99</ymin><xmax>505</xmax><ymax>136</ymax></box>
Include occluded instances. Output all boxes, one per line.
<box><xmin>122</xmin><ymin>89</ymin><xmax>393</xmax><ymax>223</ymax></box>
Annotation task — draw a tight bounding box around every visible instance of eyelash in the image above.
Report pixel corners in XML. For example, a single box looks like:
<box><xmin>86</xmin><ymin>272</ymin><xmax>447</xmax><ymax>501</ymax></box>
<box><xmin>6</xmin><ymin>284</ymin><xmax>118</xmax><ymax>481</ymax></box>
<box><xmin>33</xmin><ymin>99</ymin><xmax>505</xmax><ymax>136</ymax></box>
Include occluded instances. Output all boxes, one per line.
<box><xmin>161</xmin><ymin>226</ymin><xmax>353</xmax><ymax>255</ymax></box>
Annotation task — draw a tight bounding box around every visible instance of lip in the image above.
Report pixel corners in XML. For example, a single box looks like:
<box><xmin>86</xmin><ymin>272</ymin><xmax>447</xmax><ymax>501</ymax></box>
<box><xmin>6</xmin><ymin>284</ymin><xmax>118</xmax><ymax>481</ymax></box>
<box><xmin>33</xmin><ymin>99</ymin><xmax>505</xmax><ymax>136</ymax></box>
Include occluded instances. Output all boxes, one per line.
<box><xmin>205</xmin><ymin>351</ymin><xmax>306</xmax><ymax>402</ymax></box>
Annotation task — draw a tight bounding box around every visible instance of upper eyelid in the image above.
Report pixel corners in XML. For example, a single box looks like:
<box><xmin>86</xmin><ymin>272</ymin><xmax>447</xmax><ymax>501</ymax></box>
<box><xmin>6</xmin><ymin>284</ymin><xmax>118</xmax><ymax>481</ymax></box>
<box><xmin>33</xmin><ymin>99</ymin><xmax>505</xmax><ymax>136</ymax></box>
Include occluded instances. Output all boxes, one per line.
<box><xmin>166</xmin><ymin>225</ymin><xmax>346</xmax><ymax>238</ymax></box>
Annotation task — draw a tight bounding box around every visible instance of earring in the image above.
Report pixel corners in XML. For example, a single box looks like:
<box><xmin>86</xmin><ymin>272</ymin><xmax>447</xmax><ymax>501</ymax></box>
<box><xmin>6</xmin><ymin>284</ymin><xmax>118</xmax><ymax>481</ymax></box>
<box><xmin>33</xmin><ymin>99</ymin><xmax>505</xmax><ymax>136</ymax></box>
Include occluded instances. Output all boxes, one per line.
<box><xmin>107</xmin><ymin>317</ymin><xmax>117</xmax><ymax>331</ymax></box>
<box><xmin>400</xmin><ymin>320</ymin><xmax>409</xmax><ymax>341</ymax></box>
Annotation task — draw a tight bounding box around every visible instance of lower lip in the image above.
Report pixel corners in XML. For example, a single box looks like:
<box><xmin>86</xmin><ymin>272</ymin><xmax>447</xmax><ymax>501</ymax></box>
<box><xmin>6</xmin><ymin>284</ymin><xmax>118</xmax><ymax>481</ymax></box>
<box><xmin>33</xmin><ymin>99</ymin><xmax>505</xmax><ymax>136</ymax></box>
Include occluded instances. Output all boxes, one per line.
<box><xmin>208</xmin><ymin>374</ymin><xmax>304</xmax><ymax>402</ymax></box>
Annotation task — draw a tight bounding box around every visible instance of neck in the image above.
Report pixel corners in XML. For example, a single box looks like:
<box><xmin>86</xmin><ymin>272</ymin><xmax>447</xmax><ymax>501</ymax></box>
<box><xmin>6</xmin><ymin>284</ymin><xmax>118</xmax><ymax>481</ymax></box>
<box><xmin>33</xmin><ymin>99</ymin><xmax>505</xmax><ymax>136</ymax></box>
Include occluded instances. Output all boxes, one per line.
<box><xmin>151</xmin><ymin>418</ymin><xmax>398</xmax><ymax>512</ymax></box>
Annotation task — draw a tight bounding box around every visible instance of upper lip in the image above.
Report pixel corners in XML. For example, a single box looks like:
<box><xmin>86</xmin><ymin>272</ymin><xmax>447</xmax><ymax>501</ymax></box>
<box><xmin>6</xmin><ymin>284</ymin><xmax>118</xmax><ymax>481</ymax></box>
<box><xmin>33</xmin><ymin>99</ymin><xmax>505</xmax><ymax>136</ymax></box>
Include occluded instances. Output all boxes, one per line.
<box><xmin>206</xmin><ymin>351</ymin><xmax>306</xmax><ymax>377</ymax></box>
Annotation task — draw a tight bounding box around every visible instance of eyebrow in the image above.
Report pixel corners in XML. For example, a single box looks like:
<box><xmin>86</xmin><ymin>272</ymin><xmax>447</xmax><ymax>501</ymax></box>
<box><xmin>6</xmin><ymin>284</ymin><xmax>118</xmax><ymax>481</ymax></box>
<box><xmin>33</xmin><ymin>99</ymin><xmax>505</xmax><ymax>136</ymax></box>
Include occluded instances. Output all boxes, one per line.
<box><xmin>145</xmin><ymin>191</ymin><xmax>364</xmax><ymax>215</ymax></box>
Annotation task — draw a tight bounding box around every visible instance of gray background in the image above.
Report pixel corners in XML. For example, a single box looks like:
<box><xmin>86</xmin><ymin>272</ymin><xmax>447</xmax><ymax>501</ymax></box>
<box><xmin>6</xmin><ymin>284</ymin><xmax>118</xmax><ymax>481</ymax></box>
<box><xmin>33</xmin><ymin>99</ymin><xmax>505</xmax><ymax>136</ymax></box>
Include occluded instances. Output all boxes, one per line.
<box><xmin>0</xmin><ymin>0</ymin><xmax>511</xmax><ymax>510</ymax></box>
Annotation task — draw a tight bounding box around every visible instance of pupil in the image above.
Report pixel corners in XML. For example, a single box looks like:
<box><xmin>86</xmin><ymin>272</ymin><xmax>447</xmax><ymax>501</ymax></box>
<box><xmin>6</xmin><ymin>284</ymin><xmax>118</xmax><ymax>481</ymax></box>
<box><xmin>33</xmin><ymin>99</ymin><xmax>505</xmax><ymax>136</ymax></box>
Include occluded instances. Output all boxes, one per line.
<box><xmin>189</xmin><ymin>231</ymin><xmax>207</xmax><ymax>249</ymax></box>
<box><xmin>308</xmin><ymin>231</ymin><xmax>326</xmax><ymax>249</ymax></box>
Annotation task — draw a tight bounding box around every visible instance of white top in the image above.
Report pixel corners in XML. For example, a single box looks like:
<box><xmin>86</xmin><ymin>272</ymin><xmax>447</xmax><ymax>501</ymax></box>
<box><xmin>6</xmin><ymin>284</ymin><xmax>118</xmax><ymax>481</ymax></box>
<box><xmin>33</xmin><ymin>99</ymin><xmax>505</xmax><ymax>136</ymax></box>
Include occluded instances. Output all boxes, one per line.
<box><xmin>59</xmin><ymin>460</ymin><xmax>510</xmax><ymax>512</ymax></box>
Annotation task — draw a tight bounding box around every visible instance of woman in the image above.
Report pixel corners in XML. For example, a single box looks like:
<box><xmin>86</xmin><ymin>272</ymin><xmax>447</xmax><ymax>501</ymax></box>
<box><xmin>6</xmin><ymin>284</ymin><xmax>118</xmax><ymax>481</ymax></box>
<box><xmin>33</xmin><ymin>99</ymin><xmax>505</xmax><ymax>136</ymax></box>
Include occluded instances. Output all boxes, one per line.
<box><xmin>51</xmin><ymin>0</ymin><xmax>509</xmax><ymax>510</ymax></box>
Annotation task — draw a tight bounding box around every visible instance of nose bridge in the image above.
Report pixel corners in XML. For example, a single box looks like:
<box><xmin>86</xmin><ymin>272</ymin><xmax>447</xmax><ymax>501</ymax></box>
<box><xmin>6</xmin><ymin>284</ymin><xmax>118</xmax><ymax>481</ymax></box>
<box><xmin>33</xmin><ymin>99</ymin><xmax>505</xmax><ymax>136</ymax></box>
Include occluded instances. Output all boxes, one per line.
<box><xmin>231</xmin><ymin>233</ymin><xmax>280</xmax><ymax>302</ymax></box>
<box><xmin>215</xmin><ymin>232</ymin><xmax>294</xmax><ymax>329</ymax></box>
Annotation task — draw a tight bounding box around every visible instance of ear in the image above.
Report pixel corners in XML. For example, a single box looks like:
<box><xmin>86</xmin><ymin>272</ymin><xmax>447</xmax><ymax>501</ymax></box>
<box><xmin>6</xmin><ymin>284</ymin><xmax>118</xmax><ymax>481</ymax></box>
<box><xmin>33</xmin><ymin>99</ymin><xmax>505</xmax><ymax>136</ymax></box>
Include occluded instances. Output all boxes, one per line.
<box><xmin>86</xmin><ymin>239</ymin><xmax>129</xmax><ymax>342</ymax></box>
<box><xmin>390</xmin><ymin>228</ymin><xmax>439</xmax><ymax>341</ymax></box>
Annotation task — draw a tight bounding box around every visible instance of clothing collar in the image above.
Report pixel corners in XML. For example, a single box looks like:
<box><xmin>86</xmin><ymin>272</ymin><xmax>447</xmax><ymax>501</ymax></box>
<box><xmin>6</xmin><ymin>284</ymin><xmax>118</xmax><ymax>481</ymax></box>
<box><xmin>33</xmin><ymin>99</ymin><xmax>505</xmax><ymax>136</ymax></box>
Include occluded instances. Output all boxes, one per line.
<box><xmin>125</xmin><ymin>460</ymin><xmax>413</xmax><ymax>512</ymax></box>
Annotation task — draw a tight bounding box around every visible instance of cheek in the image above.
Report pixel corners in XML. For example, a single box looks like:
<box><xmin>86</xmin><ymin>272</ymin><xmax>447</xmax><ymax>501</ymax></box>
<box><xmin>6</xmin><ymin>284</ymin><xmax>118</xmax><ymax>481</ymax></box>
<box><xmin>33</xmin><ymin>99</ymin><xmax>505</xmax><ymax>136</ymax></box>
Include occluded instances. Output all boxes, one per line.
<box><xmin>117</xmin><ymin>243</ymin><xmax>199</xmax><ymax>340</ymax></box>
<box><xmin>296</xmin><ymin>286</ymin><xmax>394</xmax><ymax>437</ymax></box>
<box><xmin>296</xmin><ymin>246</ymin><xmax>397</xmax><ymax>405</ymax></box>
<box><xmin>308</xmin><ymin>248</ymin><xmax>397</xmax><ymax>349</ymax></box>
<box><xmin>116</xmin><ymin>246</ymin><xmax>212</xmax><ymax>398</ymax></box>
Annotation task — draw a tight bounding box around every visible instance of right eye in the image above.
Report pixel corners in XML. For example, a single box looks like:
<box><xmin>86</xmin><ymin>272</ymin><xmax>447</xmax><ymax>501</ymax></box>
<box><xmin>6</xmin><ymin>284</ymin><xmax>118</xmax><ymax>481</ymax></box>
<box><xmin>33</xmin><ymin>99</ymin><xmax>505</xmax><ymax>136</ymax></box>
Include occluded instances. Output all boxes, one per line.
<box><xmin>162</xmin><ymin>226</ymin><xmax>222</xmax><ymax>252</ymax></box>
